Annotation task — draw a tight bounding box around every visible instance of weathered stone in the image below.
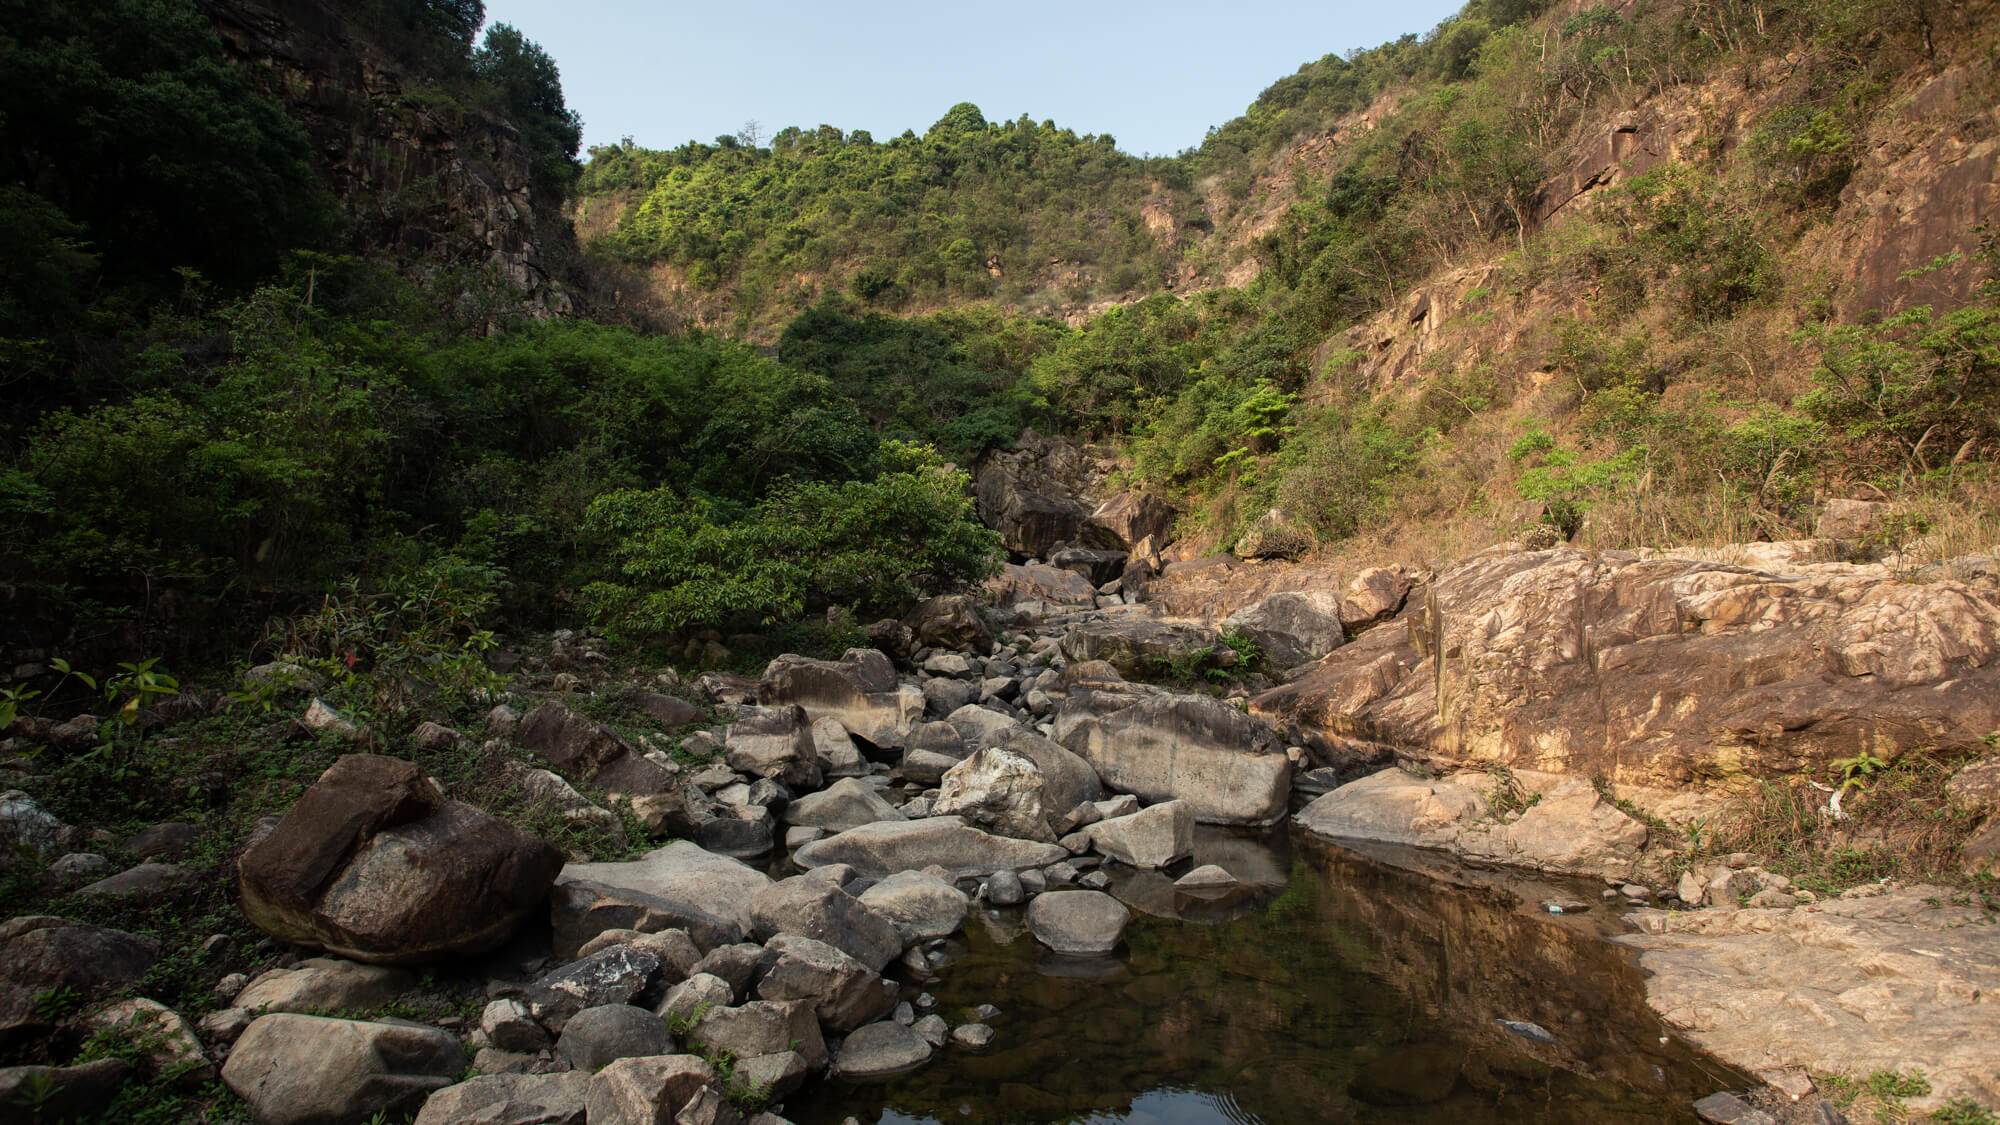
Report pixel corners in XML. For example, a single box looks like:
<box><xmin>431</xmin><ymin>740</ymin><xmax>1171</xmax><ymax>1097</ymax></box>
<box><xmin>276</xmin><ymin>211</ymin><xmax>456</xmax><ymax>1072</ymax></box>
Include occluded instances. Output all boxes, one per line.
<box><xmin>690</xmin><ymin>1000</ymin><xmax>828</xmax><ymax>1071</ymax></box>
<box><xmin>584</xmin><ymin>1055</ymin><xmax>716</xmax><ymax>1125</ymax></box>
<box><xmin>810</xmin><ymin>717</ymin><xmax>866</xmax><ymax>777</ymax></box>
<box><xmin>553</xmin><ymin>841</ymin><xmax>771</xmax><ymax>957</ymax></box>
<box><xmin>77</xmin><ymin>861</ymin><xmax>198</xmax><ymax>906</ymax></box>
<box><xmin>749</xmin><ymin>877</ymin><xmax>902</xmax><ymax>972</ymax></box>
<box><xmin>0</xmin><ymin>917</ymin><xmax>159</xmax><ymax>1037</ymax></box>
<box><xmin>520</xmin><ymin>769</ymin><xmax>621</xmax><ymax>833</ymax></box>
<box><xmin>84</xmin><ymin>998</ymin><xmax>210</xmax><ymax>1084</ymax></box>
<box><xmin>984</xmin><ymin>563</ymin><xmax>1099</xmax><ymax>609</ymax></box>
<box><xmin>1087</xmin><ymin>492</ymin><xmax>1176</xmax><ymax>553</ymax></box>
<box><xmin>221</xmin><ymin>1014</ymin><xmax>464</xmax><ymax>1125</ymax></box>
<box><xmin>911</xmin><ymin>1013</ymin><xmax>948</xmax><ymax>1047</ymax></box>
<box><xmin>732</xmin><ymin>1051</ymin><xmax>811</xmax><ymax>1100</ymax></box>
<box><xmin>1</xmin><ymin>791</ymin><xmax>69</xmax><ymax>859</ymax></box>
<box><xmin>1055</xmin><ymin>693</ymin><xmax>1290</xmax><ymax>826</ymax></box>
<box><xmin>1050</xmin><ymin>548</ymin><xmax>1129</xmax><ymax>587</ymax></box>
<box><xmin>755</xmin><ymin>933</ymin><xmax>897</xmax><ymax>1031</ymax></box>
<box><xmin>304</xmin><ymin>697</ymin><xmax>363</xmax><ymax>741</ymax></box>
<box><xmin>0</xmin><ymin>1058</ymin><xmax>129</xmax><ymax>1121</ymax></box>
<box><xmin>933</xmin><ymin>748</ymin><xmax>1054</xmax><ymax>841</ymax></box>
<box><xmin>1816</xmin><ymin>499</ymin><xmax>1891</xmax><ymax>541</ymax></box>
<box><xmin>904</xmin><ymin>595</ymin><xmax>994</xmax><ymax>655</ymax></box>
<box><xmin>675</xmin><ymin>1082</ymin><xmax>743</xmax><ymax>1125</ymax></box>
<box><xmin>724</xmin><ymin>706</ymin><xmax>822</xmax><ymax>790</ymax></box>
<box><xmin>1224</xmin><ymin>593</ymin><xmax>1345</xmax><ymax>669</ymax></box>
<box><xmin>522</xmin><ymin>946</ymin><xmax>662</xmax><ymax>1031</ymax></box>
<box><xmin>125</xmin><ymin>821</ymin><xmax>198</xmax><ymax>858</ymax></box>
<box><xmin>578</xmin><ymin>928</ymin><xmax>703</xmax><ymax>981</ymax></box>
<box><xmin>783</xmin><ymin>777</ymin><xmax>907</xmax><ymax>833</ymax></box>
<box><xmin>1256</xmin><ymin>547</ymin><xmax>2000</xmax><ymax>789</ymax></box>
<box><xmin>689</xmin><ymin>943</ymin><xmax>763</xmax><ymax>996</ymax></box>
<box><xmin>1057</xmin><ymin>620</ymin><xmax>1223</xmax><ymax>678</ymax></box>
<box><xmin>900</xmin><ymin>748</ymin><xmax>962</xmax><ymax>786</ymax></box>
<box><xmin>922</xmin><ymin>678</ymin><xmax>979</xmax><ymax>719</ymax></box>
<box><xmin>555</xmin><ymin>1004</ymin><xmax>675</xmax><ymax>1072</ymax></box>
<box><xmin>973</xmin><ymin>431</ymin><xmax>1102</xmax><ymax>559</ymax></box>
<box><xmin>984</xmin><ymin>869</ymin><xmax>1024</xmax><ymax>906</ymax></box>
<box><xmin>656</xmin><ymin>973</ymin><xmax>734</xmax><ymax>1025</ymax></box>
<box><xmin>695</xmin><ymin>807</ymin><xmax>773</xmax><ymax>859</ymax></box>
<box><xmin>234</xmin><ymin>958</ymin><xmax>417</xmax><ymax>1016</ymax></box>
<box><xmin>1027</xmin><ymin>891</ymin><xmax>1129</xmax><ymax>955</ymax></box>
<box><xmin>951</xmin><ymin>1022</ymin><xmax>995</xmax><ymax>1049</ymax></box>
<box><xmin>1338</xmin><ymin>567</ymin><xmax>1413</xmax><ymax>630</ymax></box>
<box><xmin>479</xmin><ymin>998</ymin><xmax>552</xmax><ymax>1053</ymax></box>
<box><xmin>45</xmin><ymin>852</ymin><xmax>108</xmax><ymax>884</ymax></box>
<box><xmin>832</xmin><ymin>1020</ymin><xmax>933</xmax><ymax>1078</ymax></box>
<box><xmin>1175</xmin><ymin>864</ymin><xmax>1238</xmax><ymax>891</ymax></box>
<box><xmin>414</xmin><ymin>1072</ymin><xmax>589</xmax><ymax>1125</ymax></box>
<box><xmin>856</xmin><ymin>871</ymin><xmax>968</xmax><ymax>943</ymax></box>
<box><xmin>1088</xmin><ymin>801</ymin><xmax>1195</xmax><ymax>869</ymax></box>
<box><xmin>632</xmin><ymin>692</ymin><xmax>705</xmax><ymax>728</ymax></box>
<box><xmin>759</xmin><ymin>652</ymin><xmax>918</xmax><ymax>746</ymax></box>
<box><xmin>792</xmin><ymin>817</ymin><xmax>1069</xmax><ymax>880</ymax></box>
<box><xmin>239</xmin><ymin>755</ymin><xmax>560</xmax><ymax>964</ymax></box>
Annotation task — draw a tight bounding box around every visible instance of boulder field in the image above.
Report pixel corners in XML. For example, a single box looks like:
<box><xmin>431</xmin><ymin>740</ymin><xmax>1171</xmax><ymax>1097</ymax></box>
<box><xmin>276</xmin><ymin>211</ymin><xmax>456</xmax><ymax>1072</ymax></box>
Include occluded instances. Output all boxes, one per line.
<box><xmin>5</xmin><ymin>534</ymin><xmax>1997</xmax><ymax>1119</ymax></box>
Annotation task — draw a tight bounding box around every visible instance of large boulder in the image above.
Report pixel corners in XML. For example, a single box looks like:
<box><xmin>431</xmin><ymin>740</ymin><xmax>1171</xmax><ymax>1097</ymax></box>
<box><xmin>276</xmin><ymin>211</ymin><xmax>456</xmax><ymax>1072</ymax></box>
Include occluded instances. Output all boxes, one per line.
<box><xmin>517</xmin><ymin>703</ymin><xmax>675</xmax><ymax>797</ymax></box>
<box><xmin>755</xmin><ymin>933</ymin><xmax>897</xmax><ymax>1031</ymax></box>
<box><xmin>688</xmin><ymin>999</ymin><xmax>828</xmax><ymax>1072</ymax></box>
<box><xmin>855</xmin><ymin>871</ymin><xmax>968</xmax><ymax>943</ymax></box>
<box><xmin>933</xmin><ymin>747</ymin><xmax>1056</xmax><ymax>841</ymax></box>
<box><xmin>903</xmin><ymin>594</ymin><xmax>994</xmax><ymax>655</ymax></box>
<box><xmin>554</xmin><ymin>1005</ymin><xmax>675</xmax><ymax>1072</ymax></box>
<box><xmin>238</xmin><ymin>755</ymin><xmax>561</xmax><ymax>964</ymax></box>
<box><xmin>759</xmin><ymin>651</ymin><xmax>921</xmax><ymax>746</ymax></box>
<box><xmin>1027</xmin><ymin>891</ymin><xmax>1130</xmax><ymax>955</ymax></box>
<box><xmin>1255</xmin><ymin>546</ymin><xmax>2000</xmax><ymax>788</ymax></box>
<box><xmin>832</xmin><ymin>1020</ymin><xmax>932</xmax><ymax>1078</ymax></box>
<box><xmin>232</xmin><ymin>958</ymin><xmax>416</xmax><ymax>1016</ymax></box>
<box><xmin>552</xmin><ymin>842</ymin><xmax>771</xmax><ymax>958</ymax></box>
<box><xmin>724</xmin><ymin>707</ymin><xmax>822</xmax><ymax>790</ymax></box>
<box><xmin>1049</xmin><ymin>548</ymin><xmax>1129</xmax><ymax>587</ymax></box>
<box><xmin>984</xmin><ymin>563</ymin><xmax>1099</xmax><ymax>608</ymax></box>
<box><xmin>1087</xmin><ymin>800</ymin><xmax>1195</xmax><ymax>869</ymax></box>
<box><xmin>972</xmin><ymin>430</ymin><xmax>1106</xmax><ymax>558</ymax></box>
<box><xmin>583</xmin><ymin>1055</ymin><xmax>715</xmax><ymax>1125</ymax></box>
<box><xmin>792</xmin><ymin>817</ymin><xmax>1068</xmax><ymax>880</ymax></box>
<box><xmin>1338</xmin><ymin>567</ymin><xmax>1413</xmax><ymax>630</ymax></box>
<box><xmin>221</xmin><ymin>1014</ymin><xmax>464</xmax><ymax>1125</ymax></box>
<box><xmin>0</xmin><ymin>917</ymin><xmax>158</xmax><ymax>1037</ymax></box>
<box><xmin>1058</xmin><ymin>620</ymin><xmax>1225</xmax><ymax>678</ymax></box>
<box><xmin>1054</xmin><ymin>692</ymin><xmax>1291</xmax><ymax>826</ymax></box>
<box><xmin>748</xmin><ymin>877</ymin><xmax>902</xmax><ymax>972</ymax></box>
<box><xmin>414</xmin><ymin>1072</ymin><xmax>589</xmax><ymax>1125</ymax></box>
<box><xmin>1222</xmin><ymin>592</ymin><xmax>1345</xmax><ymax>670</ymax></box>
<box><xmin>0</xmin><ymin>1059</ymin><xmax>129</xmax><ymax>1121</ymax></box>
<box><xmin>782</xmin><ymin>777</ymin><xmax>907</xmax><ymax>834</ymax></box>
<box><xmin>1087</xmin><ymin>492</ymin><xmax>1176</xmax><ymax>552</ymax></box>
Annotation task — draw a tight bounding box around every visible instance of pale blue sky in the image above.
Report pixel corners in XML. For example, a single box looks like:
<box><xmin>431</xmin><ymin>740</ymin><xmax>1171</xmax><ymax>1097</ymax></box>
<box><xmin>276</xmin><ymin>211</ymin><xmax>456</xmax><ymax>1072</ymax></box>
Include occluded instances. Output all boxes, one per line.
<box><xmin>479</xmin><ymin>0</ymin><xmax>1469</xmax><ymax>158</ymax></box>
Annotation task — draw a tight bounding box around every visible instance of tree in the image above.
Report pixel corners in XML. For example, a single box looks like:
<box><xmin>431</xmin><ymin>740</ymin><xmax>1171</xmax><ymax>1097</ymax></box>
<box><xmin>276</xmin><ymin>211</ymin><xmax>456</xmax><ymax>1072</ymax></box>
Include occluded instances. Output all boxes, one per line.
<box><xmin>474</xmin><ymin>23</ymin><xmax>583</xmax><ymax>194</ymax></box>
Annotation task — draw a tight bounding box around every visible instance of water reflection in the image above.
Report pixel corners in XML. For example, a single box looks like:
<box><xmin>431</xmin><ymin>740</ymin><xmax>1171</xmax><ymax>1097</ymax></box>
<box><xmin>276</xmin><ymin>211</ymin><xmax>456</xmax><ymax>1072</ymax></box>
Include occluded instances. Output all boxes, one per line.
<box><xmin>788</xmin><ymin>828</ymin><xmax>1739</xmax><ymax>1125</ymax></box>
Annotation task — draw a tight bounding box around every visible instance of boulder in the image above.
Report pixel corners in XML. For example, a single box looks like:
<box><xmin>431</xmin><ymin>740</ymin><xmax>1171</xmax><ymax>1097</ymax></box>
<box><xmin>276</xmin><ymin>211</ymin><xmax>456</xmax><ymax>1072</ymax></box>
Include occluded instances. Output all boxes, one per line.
<box><xmin>238</xmin><ymin>756</ymin><xmax>561</xmax><ymax>964</ymax></box>
<box><xmin>723</xmin><ymin>706</ymin><xmax>822</xmax><ymax>790</ymax></box>
<box><xmin>748</xmin><ymin>877</ymin><xmax>902</xmax><ymax>972</ymax></box>
<box><xmin>632</xmin><ymin>691</ymin><xmax>705</xmax><ymax>728</ymax></box>
<box><xmin>791</xmin><ymin>817</ymin><xmax>1069</xmax><ymax>880</ymax></box>
<box><xmin>810</xmin><ymin>717</ymin><xmax>866</xmax><ymax>777</ymax></box>
<box><xmin>555</xmin><ymin>1004</ymin><xmax>675</xmax><ymax>1072</ymax></box>
<box><xmin>899</xmin><ymin>748</ymin><xmax>961</xmax><ymax>787</ymax></box>
<box><xmin>521</xmin><ymin>946</ymin><xmax>661</xmax><ymax>1031</ymax></box>
<box><xmin>1223</xmin><ymin>593</ymin><xmax>1345</xmax><ymax>669</ymax></box>
<box><xmin>689</xmin><ymin>943</ymin><xmax>763</xmax><ymax>996</ymax></box>
<box><xmin>689</xmin><ymin>1000</ymin><xmax>828</xmax><ymax>1071</ymax></box>
<box><xmin>233</xmin><ymin>958</ymin><xmax>416</xmax><ymax>1016</ymax></box>
<box><xmin>1338</xmin><ymin>567</ymin><xmax>1412</xmax><ymax>630</ymax></box>
<box><xmin>904</xmin><ymin>595</ymin><xmax>994</xmax><ymax>655</ymax></box>
<box><xmin>1258</xmin><ymin>546</ymin><xmax>2000</xmax><ymax>789</ymax></box>
<box><xmin>1054</xmin><ymin>692</ymin><xmax>1290</xmax><ymax>826</ymax></box>
<box><xmin>77</xmin><ymin>861</ymin><xmax>198</xmax><ymax>906</ymax></box>
<box><xmin>519</xmin><ymin>769</ymin><xmax>622</xmax><ymax>834</ymax></box>
<box><xmin>221</xmin><ymin>1014</ymin><xmax>463</xmax><ymax>1125</ymax></box>
<box><xmin>1087</xmin><ymin>492</ymin><xmax>1176</xmax><ymax>552</ymax></box>
<box><xmin>933</xmin><ymin>747</ymin><xmax>1055</xmax><ymax>841</ymax></box>
<box><xmin>583</xmin><ymin>1055</ymin><xmax>715</xmax><ymax>1125</ymax></box>
<box><xmin>1027</xmin><ymin>890</ymin><xmax>1130</xmax><ymax>955</ymax></box>
<box><xmin>479</xmin><ymin>999</ymin><xmax>552</xmax><ymax>1053</ymax></box>
<box><xmin>414</xmin><ymin>1072</ymin><xmax>589</xmax><ymax>1125</ymax></box>
<box><xmin>922</xmin><ymin>678</ymin><xmax>979</xmax><ymax>719</ymax></box>
<box><xmin>1087</xmin><ymin>801</ymin><xmax>1195</xmax><ymax>869</ymax></box>
<box><xmin>782</xmin><ymin>777</ymin><xmax>907</xmax><ymax>833</ymax></box>
<box><xmin>0</xmin><ymin>917</ymin><xmax>159</xmax><ymax>1037</ymax></box>
<box><xmin>83</xmin><ymin>997</ymin><xmax>210</xmax><ymax>1084</ymax></box>
<box><xmin>657</xmin><ymin>973</ymin><xmax>734</xmax><ymax>1025</ymax></box>
<box><xmin>1058</xmin><ymin>620</ymin><xmax>1225</xmax><ymax>678</ymax></box>
<box><xmin>832</xmin><ymin>1020</ymin><xmax>933</xmax><ymax>1078</ymax></box>
<box><xmin>758</xmin><ymin>652</ymin><xmax>919</xmax><ymax>746</ymax></box>
<box><xmin>1050</xmin><ymin>548</ymin><xmax>1129</xmax><ymax>587</ymax></box>
<box><xmin>972</xmin><ymin>431</ymin><xmax>1103</xmax><ymax>558</ymax></box>
<box><xmin>124</xmin><ymin>821</ymin><xmax>197</xmax><ymax>858</ymax></box>
<box><xmin>1234</xmin><ymin>508</ymin><xmax>1310</xmax><ymax>560</ymax></box>
<box><xmin>0</xmin><ymin>790</ymin><xmax>71</xmax><ymax>857</ymax></box>
<box><xmin>855</xmin><ymin>871</ymin><xmax>968</xmax><ymax>943</ymax></box>
<box><xmin>557</xmin><ymin>842</ymin><xmax>769</xmax><ymax>949</ymax></box>
<box><xmin>984</xmin><ymin>562</ymin><xmax>1101</xmax><ymax>609</ymax></box>
<box><xmin>1816</xmin><ymin>498</ymin><xmax>1891</xmax><ymax>541</ymax></box>
<box><xmin>0</xmin><ymin>1058</ymin><xmax>129</xmax><ymax>1121</ymax></box>
<box><xmin>755</xmin><ymin>933</ymin><xmax>897</xmax><ymax>1031</ymax></box>
<box><xmin>518</xmin><ymin>703</ymin><xmax>675</xmax><ymax>797</ymax></box>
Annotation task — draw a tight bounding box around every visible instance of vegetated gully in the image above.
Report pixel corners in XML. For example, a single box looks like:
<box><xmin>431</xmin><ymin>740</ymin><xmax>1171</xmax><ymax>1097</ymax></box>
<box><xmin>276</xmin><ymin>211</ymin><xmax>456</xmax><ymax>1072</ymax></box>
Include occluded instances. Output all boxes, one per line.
<box><xmin>788</xmin><ymin>823</ymin><xmax>1744</xmax><ymax>1125</ymax></box>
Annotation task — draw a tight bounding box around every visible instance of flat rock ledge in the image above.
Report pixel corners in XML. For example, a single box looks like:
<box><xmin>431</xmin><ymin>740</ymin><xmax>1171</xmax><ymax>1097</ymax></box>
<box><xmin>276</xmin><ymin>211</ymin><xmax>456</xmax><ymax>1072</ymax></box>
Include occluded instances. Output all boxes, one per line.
<box><xmin>1615</xmin><ymin>884</ymin><xmax>2000</xmax><ymax>1112</ymax></box>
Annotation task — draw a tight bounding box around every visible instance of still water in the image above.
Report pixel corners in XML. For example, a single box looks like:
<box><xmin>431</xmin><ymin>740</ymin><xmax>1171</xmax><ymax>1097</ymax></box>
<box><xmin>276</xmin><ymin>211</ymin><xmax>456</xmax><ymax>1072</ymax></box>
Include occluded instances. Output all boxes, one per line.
<box><xmin>787</xmin><ymin>827</ymin><xmax>1740</xmax><ymax>1125</ymax></box>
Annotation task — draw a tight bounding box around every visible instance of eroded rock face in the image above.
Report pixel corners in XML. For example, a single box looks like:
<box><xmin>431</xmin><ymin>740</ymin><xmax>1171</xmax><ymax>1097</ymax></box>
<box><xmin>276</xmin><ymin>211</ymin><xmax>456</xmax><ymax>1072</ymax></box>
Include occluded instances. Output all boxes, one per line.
<box><xmin>933</xmin><ymin>747</ymin><xmax>1055</xmax><ymax>841</ymax></box>
<box><xmin>1054</xmin><ymin>692</ymin><xmax>1290</xmax><ymax>826</ymax></box>
<box><xmin>1088</xmin><ymin>493</ymin><xmax>1176</xmax><ymax>553</ymax></box>
<box><xmin>724</xmin><ymin>706</ymin><xmax>822</xmax><ymax>790</ymax></box>
<box><xmin>238</xmin><ymin>755</ymin><xmax>561</xmax><ymax>964</ymax></box>
<box><xmin>1223</xmin><ymin>593</ymin><xmax>1345</xmax><ymax>670</ymax></box>
<box><xmin>984</xmin><ymin>563</ymin><xmax>1099</xmax><ymax>608</ymax></box>
<box><xmin>1618</xmin><ymin>886</ymin><xmax>2000</xmax><ymax>1110</ymax></box>
<box><xmin>759</xmin><ymin>651</ymin><xmax>920</xmax><ymax>747</ymax></box>
<box><xmin>1255</xmin><ymin>547</ymin><xmax>2000</xmax><ymax>787</ymax></box>
<box><xmin>1058</xmin><ymin>620</ymin><xmax>1224</xmax><ymax>678</ymax></box>
<box><xmin>973</xmin><ymin>430</ymin><xmax>1107</xmax><ymax>558</ymax></box>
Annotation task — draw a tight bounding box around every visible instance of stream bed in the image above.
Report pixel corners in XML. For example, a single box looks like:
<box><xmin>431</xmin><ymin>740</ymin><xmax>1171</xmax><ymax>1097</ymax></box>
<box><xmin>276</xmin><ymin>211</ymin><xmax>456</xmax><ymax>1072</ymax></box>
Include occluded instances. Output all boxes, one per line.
<box><xmin>788</xmin><ymin>827</ymin><xmax>1742</xmax><ymax>1125</ymax></box>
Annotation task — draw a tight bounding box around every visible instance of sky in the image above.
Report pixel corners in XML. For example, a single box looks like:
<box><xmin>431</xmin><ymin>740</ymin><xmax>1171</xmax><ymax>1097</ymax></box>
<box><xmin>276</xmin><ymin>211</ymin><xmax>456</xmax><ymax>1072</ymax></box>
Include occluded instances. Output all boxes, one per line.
<box><xmin>477</xmin><ymin>0</ymin><xmax>1470</xmax><ymax>159</ymax></box>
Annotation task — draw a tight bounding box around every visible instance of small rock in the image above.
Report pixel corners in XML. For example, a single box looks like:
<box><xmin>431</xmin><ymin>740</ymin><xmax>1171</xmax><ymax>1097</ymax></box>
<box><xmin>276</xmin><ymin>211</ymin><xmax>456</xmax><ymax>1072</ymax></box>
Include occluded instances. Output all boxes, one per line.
<box><xmin>1692</xmin><ymin>1091</ymin><xmax>1776</xmax><ymax>1125</ymax></box>
<box><xmin>984</xmin><ymin>869</ymin><xmax>1024</xmax><ymax>906</ymax></box>
<box><xmin>912</xmin><ymin>1013</ymin><xmax>949</xmax><ymax>1048</ymax></box>
<box><xmin>950</xmin><ymin>1022</ymin><xmax>994</xmax><ymax>1049</ymax></box>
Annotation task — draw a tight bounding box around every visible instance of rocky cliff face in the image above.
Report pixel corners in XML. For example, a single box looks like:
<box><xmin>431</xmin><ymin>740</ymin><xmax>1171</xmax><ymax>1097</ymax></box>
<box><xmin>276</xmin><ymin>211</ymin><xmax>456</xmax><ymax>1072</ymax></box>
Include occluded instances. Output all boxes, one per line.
<box><xmin>202</xmin><ymin>0</ymin><xmax>577</xmax><ymax>316</ymax></box>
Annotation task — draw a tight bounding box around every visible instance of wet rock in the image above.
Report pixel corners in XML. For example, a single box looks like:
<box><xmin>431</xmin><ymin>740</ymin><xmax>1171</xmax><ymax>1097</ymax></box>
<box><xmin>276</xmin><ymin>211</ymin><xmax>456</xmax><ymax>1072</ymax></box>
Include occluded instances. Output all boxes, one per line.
<box><xmin>221</xmin><ymin>1014</ymin><xmax>463</xmax><ymax>1125</ymax></box>
<box><xmin>950</xmin><ymin>1022</ymin><xmax>994</xmax><ymax>1049</ymax></box>
<box><xmin>984</xmin><ymin>869</ymin><xmax>1024</xmax><ymax>906</ymax></box>
<box><xmin>1088</xmin><ymin>801</ymin><xmax>1195</xmax><ymax>869</ymax></box>
<box><xmin>793</xmin><ymin>817</ymin><xmax>1068</xmax><ymax>880</ymax></box>
<box><xmin>413</xmin><ymin>1071</ymin><xmax>589</xmax><ymax>1125</ymax></box>
<box><xmin>0</xmin><ymin>916</ymin><xmax>159</xmax><ymax>1036</ymax></box>
<box><xmin>784</xmin><ymin>777</ymin><xmax>907</xmax><ymax>833</ymax></box>
<box><xmin>555</xmin><ymin>1004</ymin><xmax>675</xmax><ymax>1072</ymax></box>
<box><xmin>552</xmin><ymin>841</ymin><xmax>770</xmax><ymax>957</ymax></box>
<box><xmin>238</xmin><ymin>755</ymin><xmax>561</xmax><ymax>964</ymax></box>
<box><xmin>857</xmin><ymin>871</ymin><xmax>968</xmax><ymax>942</ymax></box>
<box><xmin>755</xmin><ymin>934</ymin><xmax>897</xmax><ymax>1032</ymax></box>
<box><xmin>749</xmin><ymin>877</ymin><xmax>902</xmax><ymax>972</ymax></box>
<box><xmin>911</xmin><ymin>1013</ymin><xmax>949</xmax><ymax>1047</ymax></box>
<box><xmin>724</xmin><ymin>706</ymin><xmax>822</xmax><ymax>791</ymax></box>
<box><xmin>1026</xmin><ymin>890</ymin><xmax>1129</xmax><ymax>955</ymax></box>
<box><xmin>1174</xmin><ymin>864</ymin><xmax>1238</xmax><ymax>892</ymax></box>
<box><xmin>234</xmin><ymin>957</ymin><xmax>416</xmax><ymax>1015</ymax></box>
<box><xmin>1223</xmin><ymin>593</ymin><xmax>1345</xmax><ymax>670</ymax></box>
<box><xmin>833</xmin><ymin>1020</ymin><xmax>932</xmax><ymax>1078</ymax></box>
<box><xmin>584</xmin><ymin>1055</ymin><xmax>716</xmax><ymax>1125</ymax></box>
<box><xmin>1055</xmin><ymin>692</ymin><xmax>1289</xmax><ymax>826</ymax></box>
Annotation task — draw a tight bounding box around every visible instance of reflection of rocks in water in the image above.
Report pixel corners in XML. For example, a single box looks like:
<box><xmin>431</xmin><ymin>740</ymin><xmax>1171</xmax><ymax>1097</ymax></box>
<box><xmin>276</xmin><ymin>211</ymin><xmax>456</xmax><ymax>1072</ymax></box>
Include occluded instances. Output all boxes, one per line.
<box><xmin>789</xmin><ymin>828</ymin><xmax>1737</xmax><ymax>1125</ymax></box>
<box><xmin>1104</xmin><ymin>825</ymin><xmax>1291</xmax><ymax>925</ymax></box>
